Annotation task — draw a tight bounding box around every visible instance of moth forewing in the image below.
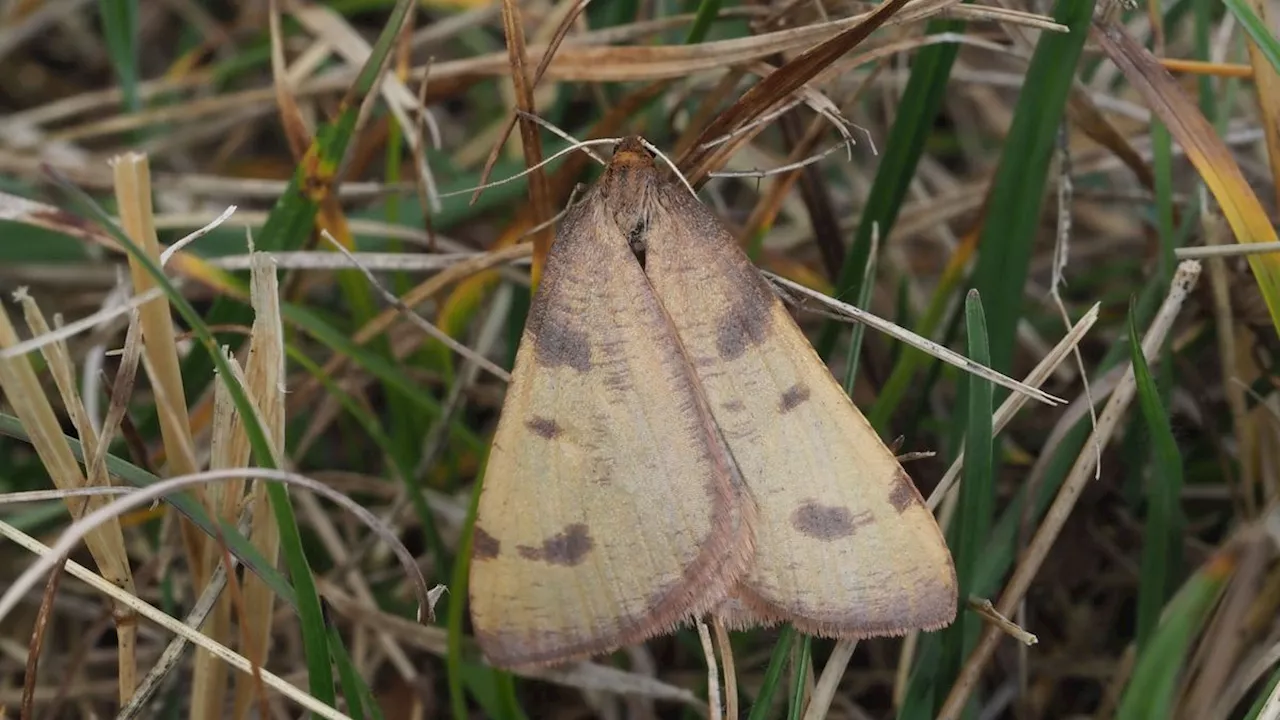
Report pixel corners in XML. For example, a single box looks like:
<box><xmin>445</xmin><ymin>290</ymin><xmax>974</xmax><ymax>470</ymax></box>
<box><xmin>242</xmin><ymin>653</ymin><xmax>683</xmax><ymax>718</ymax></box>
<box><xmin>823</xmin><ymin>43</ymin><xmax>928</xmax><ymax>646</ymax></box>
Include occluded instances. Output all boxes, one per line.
<box><xmin>468</xmin><ymin>188</ymin><xmax>755</xmax><ymax>670</ymax></box>
<box><xmin>603</xmin><ymin>139</ymin><xmax>958</xmax><ymax>637</ymax></box>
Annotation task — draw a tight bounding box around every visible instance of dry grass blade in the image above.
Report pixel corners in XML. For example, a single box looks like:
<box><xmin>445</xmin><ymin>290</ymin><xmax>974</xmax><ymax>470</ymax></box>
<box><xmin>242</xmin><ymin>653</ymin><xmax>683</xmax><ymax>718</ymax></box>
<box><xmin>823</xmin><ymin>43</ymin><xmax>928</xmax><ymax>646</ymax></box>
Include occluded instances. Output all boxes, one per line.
<box><xmin>499</xmin><ymin>0</ymin><xmax>553</xmax><ymax>279</ymax></box>
<box><xmin>0</xmin><ymin>300</ymin><xmax>138</xmax><ymax>706</ymax></box>
<box><xmin>0</xmin><ymin>287</ymin><xmax>163</xmax><ymax>360</ymax></box>
<box><xmin>678</xmin><ymin>0</ymin><xmax>913</xmax><ymax>182</ymax></box>
<box><xmin>0</xmin><ymin>515</ymin><xmax>352</xmax><ymax>720</ymax></box>
<box><xmin>291</xmin><ymin>242</ymin><xmax>531</xmax><ymax>412</ymax></box>
<box><xmin>1241</xmin><ymin>0</ymin><xmax>1280</xmax><ymax>210</ymax></box>
<box><xmin>191</xmin><ymin>365</ymin><xmax>246</xmax><ymax>720</ymax></box>
<box><xmin>223</xmin><ymin>251</ymin><xmax>289</xmax><ymax>718</ymax></box>
<box><xmin>697</xmin><ymin>619</ymin><xmax>722</xmax><ymax>720</ymax></box>
<box><xmin>967</xmin><ymin>597</ymin><xmax>1038</xmax><ymax>646</ymax></box>
<box><xmin>268</xmin><ymin>0</ymin><xmax>312</xmax><ymax>158</ymax></box>
<box><xmin>320</xmin><ymin>230</ymin><xmax>512</xmax><ymax>382</ymax></box>
<box><xmin>937</xmin><ymin>261</ymin><xmax>1204</xmax><ymax>720</ymax></box>
<box><xmin>801</xmin><ymin>639</ymin><xmax>857</xmax><ymax>720</ymax></box>
<box><xmin>123</xmin><ymin>549</ymin><xmax>235</xmax><ymax>719</ymax></box>
<box><xmin>0</xmin><ymin>469</ymin><xmax>431</xmax><ymax>637</ymax></box>
<box><xmin>1181</xmin><ymin>520</ymin><xmax>1272</xmax><ymax>717</ymax></box>
<box><xmin>16</xmin><ymin>291</ymin><xmax>141</xmax><ymax>700</ymax></box>
<box><xmin>711</xmin><ymin>617</ymin><xmax>738</xmax><ymax>720</ymax></box>
<box><xmin>1093</xmin><ymin>19</ymin><xmax>1280</xmax><ymax>333</ymax></box>
<box><xmin>291</xmin><ymin>2</ymin><xmax>443</xmax><ymax>212</ymax></box>
<box><xmin>474</xmin><ymin>0</ymin><xmax>591</xmax><ymax>203</ymax></box>
<box><xmin>112</xmin><ymin>153</ymin><xmax>204</xmax><ymax>575</ymax></box>
<box><xmin>22</xmin><ymin>554</ymin><xmax>65</xmax><ymax>718</ymax></box>
<box><xmin>767</xmin><ymin>274</ymin><xmax>1065</xmax><ymax>405</ymax></box>
<box><xmin>928</xmin><ymin>303</ymin><xmax>1102</xmax><ymax>510</ymax></box>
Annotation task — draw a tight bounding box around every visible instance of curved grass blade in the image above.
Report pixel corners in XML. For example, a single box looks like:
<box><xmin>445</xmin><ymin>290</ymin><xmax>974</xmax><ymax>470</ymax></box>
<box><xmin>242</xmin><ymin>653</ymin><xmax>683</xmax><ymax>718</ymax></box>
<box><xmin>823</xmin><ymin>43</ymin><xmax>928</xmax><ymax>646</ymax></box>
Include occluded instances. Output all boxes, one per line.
<box><xmin>1224</xmin><ymin>0</ymin><xmax>1280</xmax><ymax>74</ymax></box>
<box><xmin>1094</xmin><ymin>19</ymin><xmax>1280</xmax><ymax>333</ymax></box>
<box><xmin>1117</xmin><ymin>550</ymin><xmax>1234</xmax><ymax>717</ymax></box>
<box><xmin>0</xmin><ymin>413</ymin><xmax>293</xmax><ymax>606</ymax></box>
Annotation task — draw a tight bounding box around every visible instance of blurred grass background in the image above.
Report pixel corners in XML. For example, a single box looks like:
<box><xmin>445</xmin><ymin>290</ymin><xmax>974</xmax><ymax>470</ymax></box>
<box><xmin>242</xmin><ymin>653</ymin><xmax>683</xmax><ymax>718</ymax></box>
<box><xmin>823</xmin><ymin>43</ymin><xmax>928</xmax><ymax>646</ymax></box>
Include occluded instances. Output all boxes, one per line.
<box><xmin>0</xmin><ymin>0</ymin><xmax>1279</xmax><ymax>718</ymax></box>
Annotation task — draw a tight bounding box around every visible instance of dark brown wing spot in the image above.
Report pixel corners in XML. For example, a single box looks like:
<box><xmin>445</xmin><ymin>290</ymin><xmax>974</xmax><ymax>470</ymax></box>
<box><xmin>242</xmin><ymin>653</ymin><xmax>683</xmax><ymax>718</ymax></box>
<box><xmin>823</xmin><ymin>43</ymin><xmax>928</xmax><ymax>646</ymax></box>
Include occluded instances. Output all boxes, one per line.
<box><xmin>530</xmin><ymin>319</ymin><xmax>591</xmax><ymax>371</ymax></box>
<box><xmin>473</xmin><ymin>527</ymin><xmax>501</xmax><ymax>560</ymax></box>
<box><xmin>714</xmin><ymin>267</ymin><xmax>776</xmax><ymax>361</ymax></box>
<box><xmin>716</xmin><ymin>308</ymin><xmax>772</xmax><ymax>360</ymax></box>
<box><xmin>721</xmin><ymin>399</ymin><xmax>745</xmax><ymax>413</ymax></box>
<box><xmin>791</xmin><ymin>502</ymin><xmax>872</xmax><ymax>542</ymax></box>
<box><xmin>525</xmin><ymin>416</ymin><xmax>562</xmax><ymax>439</ymax></box>
<box><xmin>889</xmin><ymin>469</ymin><xmax>921</xmax><ymax>514</ymax></box>
<box><xmin>779</xmin><ymin>383</ymin><xmax>811</xmax><ymax>412</ymax></box>
<box><xmin>517</xmin><ymin>523</ymin><xmax>593</xmax><ymax>566</ymax></box>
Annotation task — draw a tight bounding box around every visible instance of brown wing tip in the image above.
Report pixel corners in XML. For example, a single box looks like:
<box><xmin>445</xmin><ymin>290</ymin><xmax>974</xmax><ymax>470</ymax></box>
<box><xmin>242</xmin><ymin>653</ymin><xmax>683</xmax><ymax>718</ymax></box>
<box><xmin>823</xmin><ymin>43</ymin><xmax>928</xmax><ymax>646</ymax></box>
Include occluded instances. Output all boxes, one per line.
<box><xmin>474</xmin><ymin>494</ymin><xmax>757</xmax><ymax>672</ymax></box>
<box><xmin>720</xmin><ymin>578</ymin><xmax>959</xmax><ymax>640</ymax></box>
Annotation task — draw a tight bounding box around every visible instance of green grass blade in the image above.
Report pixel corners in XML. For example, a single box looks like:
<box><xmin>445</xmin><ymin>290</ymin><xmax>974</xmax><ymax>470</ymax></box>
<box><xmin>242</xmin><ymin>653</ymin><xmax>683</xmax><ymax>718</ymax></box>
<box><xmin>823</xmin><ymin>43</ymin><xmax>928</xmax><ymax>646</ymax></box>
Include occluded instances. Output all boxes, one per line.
<box><xmin>967</xmin><ymin>0</ymin><xmax>1095</xmax><ymax>374</ymax></box>
<box><xmin>935</xmin><ymin>290</ymin><xmax>994</xmax><ymax>704</ymax></box>
<box><xmin>278</xmin><ymin>301</ymin><xmax>485</xmax><ymax>454</ymax></box>
<box><xmin>841</xmin><ymin>230</ymin><xmax>881</xmax><ymax>395</ymax></box>
<box><xmin>816</xmin><ymin>14</ymin><xmax>965</xmax><ymax>358</ymax></box>
<box><xmin>1118</xmin><ymin>552</ymin><xmax>1233</xmax><ymax>717</ymax></box>
<box><xmin>1244</xmin><ymin>668</ymin><xmax>1280</xmax><ymax>719</ymax></box>
<box><xmin>866</xmin><ymin>267</ymin><xmax>961</xmax><ymax>433</ymax></box>
<box><xmin>1224</xmin><ymin>0</ymin><xmax>1280</xmax><ymax>73</ymax></box>
<box><xmin>97</xmin><ymin>0</ymin><xmax>140</xmax><ymax>113</ymax></box>
<box><xmin>684</xmin><ymin>0</ymin><xmax>724</xmax><ymax>44</ymax></box>
<box><xmin>329</xmin><ymin>622</ymin><xmax>384</xmax><ymax>720</ymax></box>
<box><xmin>1128</xmin><ymin>301</ymin><xmax>1185</xmax><ymax>650</ymax></box>
<box><xmin>747</xmin><ymin>627</ymin><xmax>796</xmax><ymax>720</ymax></box>
<box><xmin>787</xmin><ymin>635</ymin><xmax>813</xmax><ymax>720</ymax></box>
<box><xmin>286</xmin><ymin>348</ymin><xmax>449</xmax><ymax>576</ymax></box>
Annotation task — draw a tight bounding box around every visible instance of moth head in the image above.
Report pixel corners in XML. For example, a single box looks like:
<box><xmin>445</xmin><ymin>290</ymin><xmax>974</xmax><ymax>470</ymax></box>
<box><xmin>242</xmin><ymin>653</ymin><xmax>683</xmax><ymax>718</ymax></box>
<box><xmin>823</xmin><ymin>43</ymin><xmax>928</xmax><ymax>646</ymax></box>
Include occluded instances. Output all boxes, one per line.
<box><xmin>602</xmin><ymin>137</ymin><xmax>658</xmax><ymax>255</ymax></box>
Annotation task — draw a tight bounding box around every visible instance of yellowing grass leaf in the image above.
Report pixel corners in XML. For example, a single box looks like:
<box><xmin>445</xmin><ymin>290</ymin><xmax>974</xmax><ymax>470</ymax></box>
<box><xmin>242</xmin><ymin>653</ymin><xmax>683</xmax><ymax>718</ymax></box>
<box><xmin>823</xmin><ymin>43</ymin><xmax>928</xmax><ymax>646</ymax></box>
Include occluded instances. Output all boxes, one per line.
<box><xmin>1094</xmin><ymin>20</ymin><xmax>1280</xmax><ymax>334</ymax></box>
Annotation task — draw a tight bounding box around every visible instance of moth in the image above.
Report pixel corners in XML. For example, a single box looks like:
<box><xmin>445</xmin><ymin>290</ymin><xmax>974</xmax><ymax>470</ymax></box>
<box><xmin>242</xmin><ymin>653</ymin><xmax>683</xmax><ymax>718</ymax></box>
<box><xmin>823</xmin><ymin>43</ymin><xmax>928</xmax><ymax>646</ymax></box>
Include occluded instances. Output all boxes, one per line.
<box><xmin>469</xmin><ymin>137</ymin><xmax>957</xmax><ymax>669</ymax></box>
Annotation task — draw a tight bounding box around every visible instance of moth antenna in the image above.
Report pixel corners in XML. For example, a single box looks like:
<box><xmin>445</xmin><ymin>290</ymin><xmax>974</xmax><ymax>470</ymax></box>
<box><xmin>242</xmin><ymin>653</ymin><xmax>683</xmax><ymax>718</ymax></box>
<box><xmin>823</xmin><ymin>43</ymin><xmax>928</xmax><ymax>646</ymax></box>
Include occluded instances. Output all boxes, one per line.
<box><xmin>513</xmin><ymin>109</ymin><xmax>609</xmax><ymax>166</ymax></box>
<box><xmin>707</xmin><ymin>138</ymin><xmax>855</xmax><ymax>179</ymax></box>
<box><xmin>698</xmin><ymin>98</ymin><xmax>803</xmax><ymax>151</ymax></box>
<box><xmin>317</xmin><ymin>229</ymin><xmax>513</xmax><ymax>383</ymax></box>
<box><xmin>515</xmin><ymin>182</ymin><xmax>589</xmax><ymax>242</ymax></box>
<box><xmin>638</xmin><ymin>137</ymin><xmax>698</xmax><ymax>199</ymax></box>
<box><xmin>439</xmin><ymin>137</ymin><xmax>621</xmax><ymax>198</ymax></box>
<box><xmin>697</xmin><ymin>97</ymin><xmax>854</xmax><ymax>155</ymax></box>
